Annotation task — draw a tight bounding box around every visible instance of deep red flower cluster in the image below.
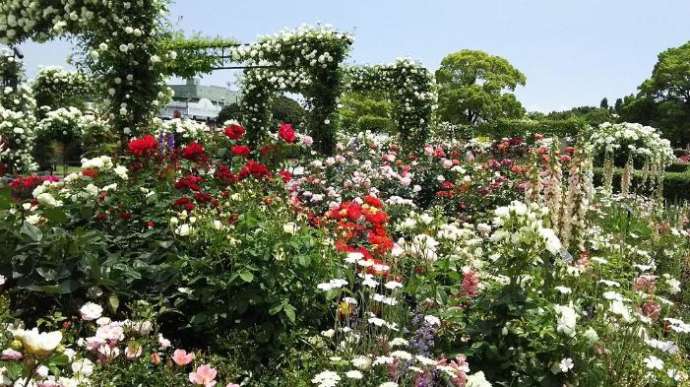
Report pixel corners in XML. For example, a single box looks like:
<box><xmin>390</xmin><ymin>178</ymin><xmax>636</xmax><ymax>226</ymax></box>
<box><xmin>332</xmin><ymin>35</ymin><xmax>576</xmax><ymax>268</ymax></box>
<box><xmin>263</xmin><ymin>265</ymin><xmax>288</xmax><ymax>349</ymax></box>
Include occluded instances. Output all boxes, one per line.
<box><xmin>175</xmin><ymin>175</ymin><xmax>204</xmax><ymax>191</ymax></box>
<box><xmin>182</xmin><ymin>142</ymin><xmax>206</xmax><ymax>162</ymax></box>
<box><xmin>278</xmin><ymin>123</ymin><xmax>297</xmax><ymax>143</ymax></box>
<box><xmin>193</xmin><ymin>191</ymin><xmax>218</xmax><ymax>206</ymax></box>
<box><xmin>279</xmin><ymin>170</ymin><xmax>292</xmax><ymax>183</ymax></box>
<box><xmin>128</xmin><ymin>135</ymin><xmax>158</xmax><ymax>157</ymax></box>
<box><xmin>238</xmin><ymin>160</ymin><xmax>271</xmax><ymax>180</ymax></box>
<box><xmin>174</xmin><ymin>197</ymin><xmax>196</xmax><ymax>211</ymax></box>
<box><xmin>9</xmin><ymin>175</ymin><xmax>51</xmax><ymax>191</ymax></box>
<box><xmin>231</xmin><ymin>145</ymin><xmax>251</xmax><ymax>157</ymax></box>
<box><xmin>214</xmin><ymin>164</ymin><xmax>238</xmax><ymax>186</ymax></box>
<box><xmin>224</xmin><ymin>124</ymin><xmax>246</xmax><ymax>140</ymax></box>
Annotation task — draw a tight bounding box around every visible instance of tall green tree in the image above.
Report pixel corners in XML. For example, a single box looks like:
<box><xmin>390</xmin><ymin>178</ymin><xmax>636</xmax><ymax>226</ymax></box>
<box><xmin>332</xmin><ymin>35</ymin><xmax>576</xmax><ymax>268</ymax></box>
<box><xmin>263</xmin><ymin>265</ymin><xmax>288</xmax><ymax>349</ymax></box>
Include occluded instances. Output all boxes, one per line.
<box><xmin>271</xmin><ymin>95</ymin><xmax>305</xmax><ymax>125</ymax></box>
<box><xmin>614</xmin><ymin>98</ymin><xmax>623</xmax><ymax>114</ymax></box>
<box><xmin>627</xmin><ymin>41</ymin><xmax>690</xmax><ymax>145</ymax></box>
<box><xmin>435</xmin><ymin>50</ymin><xmax>526</xmax><ymax>125</ymax></box>
<box><xmin>600</xmin><ymin>97</ymin><xmax>609</xmax><ymax>109</ymax></box>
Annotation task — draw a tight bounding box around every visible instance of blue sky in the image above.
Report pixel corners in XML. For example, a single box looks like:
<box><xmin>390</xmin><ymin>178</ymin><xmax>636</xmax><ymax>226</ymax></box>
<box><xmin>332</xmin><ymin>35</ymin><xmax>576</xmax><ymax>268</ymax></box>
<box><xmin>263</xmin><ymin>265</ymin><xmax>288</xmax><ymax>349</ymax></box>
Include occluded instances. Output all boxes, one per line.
<box><xmin>15</xmin><ymin>0</ymin><xmax>690</xmax><ymax>112</ymax></box>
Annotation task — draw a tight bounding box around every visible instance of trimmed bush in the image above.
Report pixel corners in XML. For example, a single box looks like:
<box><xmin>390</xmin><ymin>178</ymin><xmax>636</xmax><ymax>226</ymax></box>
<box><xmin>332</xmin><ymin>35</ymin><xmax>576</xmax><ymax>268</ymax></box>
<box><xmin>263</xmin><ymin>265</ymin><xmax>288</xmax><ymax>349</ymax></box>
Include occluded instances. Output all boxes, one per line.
<box><xmin>593</xmin><ymin>167</ymin><xmax>690</xmax><ymax>202</ymax></box>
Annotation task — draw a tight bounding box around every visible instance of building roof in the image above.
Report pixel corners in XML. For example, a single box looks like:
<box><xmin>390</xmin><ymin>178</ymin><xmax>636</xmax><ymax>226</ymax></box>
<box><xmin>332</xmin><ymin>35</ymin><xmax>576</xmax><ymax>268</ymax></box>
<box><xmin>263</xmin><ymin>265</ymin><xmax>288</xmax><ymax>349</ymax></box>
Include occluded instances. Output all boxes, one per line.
<box><xmin>169</xmin><ymin>78</ymin><xmax>240</xmax><ymax>106</ymax></box>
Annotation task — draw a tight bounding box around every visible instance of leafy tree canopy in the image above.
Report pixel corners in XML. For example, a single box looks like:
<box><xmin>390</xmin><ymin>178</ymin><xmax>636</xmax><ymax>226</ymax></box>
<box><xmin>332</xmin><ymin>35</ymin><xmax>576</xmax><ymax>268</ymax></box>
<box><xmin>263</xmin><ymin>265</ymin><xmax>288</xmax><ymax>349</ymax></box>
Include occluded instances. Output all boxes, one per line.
<box><xmin>435</xmin><ymin>50</ymin><xmax>526</xmax><ymax>125</ymax></box>
<box><xmin>619</xmin><ymin>41</ymin><xmax>690</xmax><ymax>145</ymax></box>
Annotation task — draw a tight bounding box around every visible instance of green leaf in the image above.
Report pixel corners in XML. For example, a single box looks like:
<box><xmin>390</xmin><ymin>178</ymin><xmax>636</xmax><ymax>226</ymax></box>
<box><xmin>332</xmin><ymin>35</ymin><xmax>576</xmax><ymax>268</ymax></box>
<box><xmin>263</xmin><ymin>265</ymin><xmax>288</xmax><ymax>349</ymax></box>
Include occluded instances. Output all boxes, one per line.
<box><xmin>43</xmin><ymin>207</ymin><xmax>68</xmax><ymax>224</ymax></box>
<box><xmin>283</xmin><ymin>303</ymin><xmax>296</xmax><ymax>323</ymax></box>
<box><xmin>239</xmin><ymin>270</ymin><xmax>254</xmax><ymax>283</ymax></box>
<box><xmin>268</xmin><ymin>304</ymin><xmax>283</xmax><ymax>315</ymax></box>
<box><xmin>20</xmin><ymin>221</ymin><xmax>43</xmax><ymax>241</ymax></box>
<box><xmin>0</xmin><ymin>187</ymin><xmax>11</xmax><ymax>210</ymax></box>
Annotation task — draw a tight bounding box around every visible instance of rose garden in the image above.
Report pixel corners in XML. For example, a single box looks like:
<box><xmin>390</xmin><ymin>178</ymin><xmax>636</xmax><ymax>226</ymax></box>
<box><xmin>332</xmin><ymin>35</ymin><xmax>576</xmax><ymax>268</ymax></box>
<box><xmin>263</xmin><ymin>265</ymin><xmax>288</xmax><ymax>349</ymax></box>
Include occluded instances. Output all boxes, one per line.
<box><xmin>0</xmin><ymin>1</ymin><xmax>690</xmax><ymax>386</ymax></box>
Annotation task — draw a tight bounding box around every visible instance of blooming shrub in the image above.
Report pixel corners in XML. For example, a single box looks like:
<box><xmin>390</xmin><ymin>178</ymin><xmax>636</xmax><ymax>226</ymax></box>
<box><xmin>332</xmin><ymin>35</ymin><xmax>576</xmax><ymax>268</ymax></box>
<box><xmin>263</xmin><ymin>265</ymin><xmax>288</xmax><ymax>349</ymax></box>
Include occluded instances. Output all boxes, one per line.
<box><xmin>32</xmin><ymin>66</ymin><xmax>92</xmax><ymax>110</ymax></box>
<box><xmin>153</xmin><ymin>118</ymin><xmax>214</xmax><ymax>146</ymax></box>
<box><xmin>589</xmin><ymin>122</ymin><xmax>674</xmax><ymax>168</ymax></box>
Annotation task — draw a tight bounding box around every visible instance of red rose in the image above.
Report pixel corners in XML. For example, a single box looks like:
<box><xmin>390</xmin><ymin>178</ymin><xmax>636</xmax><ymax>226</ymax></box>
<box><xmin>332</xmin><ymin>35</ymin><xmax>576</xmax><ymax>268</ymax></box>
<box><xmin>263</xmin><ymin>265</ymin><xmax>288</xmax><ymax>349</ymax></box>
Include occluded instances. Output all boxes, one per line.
<box><xmin>224</xmin><ymin>124</ymin><xmax>246</xmax><ymax>140</ymax></box>
<box><xmin>279</xmin><ymin>170</ymin><xmax>292</xmax><ymax>183</ymax></box>
<box><xmin>278</xmin><ymin>123</ymin><xmax>297</xmax><ymax>143</ymax></box>
<box><xmin>363</xmin><ymin>195</ymin><xmax>383</xmax><ymax>208</ymax></box>
<box><xmin>194</xmin><ymin>191</ymin><xmax>213</xmax><ymax>204</ymax></box>
<box><xmin>182</xmin><ymin>142</ymin><xmax>206</xmax><ymax>162</ymax></box>
<box><xmin>174</xmin><ymin>197</ymin><xmax>196</xmax><ymax>211</ymax></box>
<box><xmin>214</xmin><ymin>164</ymin><xmax>238</xmax><ymax>186</ymax></box>
<box><xmin>231</xmin><ymin>145</ymin><xmax>251</xmax><ymax>156</ymax></box>
<box><xmin>128</xmin><ymin>135</ymin><xmax>158</xmax><ymax>157</ymax></box>
<box><xmin>175</xmin><ymin>175</ymin><xmax>204</xmax><ymax>191</ymax></box>
<box><xmin>239</xmin><ymin>160</ymin><xmax>271</xmax><ymax>180</ymax></box>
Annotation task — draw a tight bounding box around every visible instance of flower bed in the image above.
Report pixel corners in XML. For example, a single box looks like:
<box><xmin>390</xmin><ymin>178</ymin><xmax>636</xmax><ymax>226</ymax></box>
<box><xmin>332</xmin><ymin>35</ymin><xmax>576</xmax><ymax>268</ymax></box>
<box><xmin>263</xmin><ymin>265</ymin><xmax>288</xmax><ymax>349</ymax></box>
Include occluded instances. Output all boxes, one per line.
<box><xmin>1</xmin><ymin>123</ymin><xmax>689</xmax><ymax>386</ymax></box>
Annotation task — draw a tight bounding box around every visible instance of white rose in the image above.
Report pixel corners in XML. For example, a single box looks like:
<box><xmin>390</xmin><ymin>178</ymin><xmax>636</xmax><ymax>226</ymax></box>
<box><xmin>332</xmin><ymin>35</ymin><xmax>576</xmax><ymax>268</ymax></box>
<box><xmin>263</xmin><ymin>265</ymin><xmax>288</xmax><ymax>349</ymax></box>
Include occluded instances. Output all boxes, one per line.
<box><xmin>79</xmin><ymin>302</ymin><xmax>103</xmax><ymax>321</ymax></box>
<box><xmin>13</xmin><ymin>328</ymin><xmax>62</xmax><ymax>357</ymax></box>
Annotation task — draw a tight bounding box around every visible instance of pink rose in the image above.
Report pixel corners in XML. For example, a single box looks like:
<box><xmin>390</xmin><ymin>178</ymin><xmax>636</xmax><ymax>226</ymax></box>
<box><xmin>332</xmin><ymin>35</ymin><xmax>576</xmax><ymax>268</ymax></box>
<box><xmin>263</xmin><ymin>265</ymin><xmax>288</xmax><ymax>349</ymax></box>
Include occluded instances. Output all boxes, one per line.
<box><xmin>1</xmin><ymin>348</ymin><xmax>23</xmax><ymax>361</ymax></box>
<box><xmin>172</xmin><ymin>349</ymin><xmax>195</xmax><ymax>366</ymax></box>
<box><xmin>189</xmin><ymin>364</ymin><xmax>218</xmax><ymax>386</ymax></box>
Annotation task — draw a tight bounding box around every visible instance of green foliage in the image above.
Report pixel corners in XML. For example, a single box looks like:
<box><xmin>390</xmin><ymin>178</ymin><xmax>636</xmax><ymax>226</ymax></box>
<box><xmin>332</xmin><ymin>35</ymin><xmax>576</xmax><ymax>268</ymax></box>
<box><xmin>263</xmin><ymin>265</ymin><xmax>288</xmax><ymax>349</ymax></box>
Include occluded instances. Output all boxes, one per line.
<box><xmin>239</xmin><ymin>26</ymin><xmax>353</xmax><ymax>154</ymax></box>
<box><xmin>338</xmin><ymin>92</ymin><xmax>394</xmax><ymax>133</ymax></box>
<box><xmin>618</xmin><ymin>41</ymin><xmax>690</xmax><ymax>145</ymax></box>
<box><xmin>593</xmin><ymin>167</ymin><xmax>690</xmax><ymax>203</ymax></box>
<box><xmin>459</xmin><ymin>118</ymin><xmax>586</xmax><ymax>139</ymax></box>
<box><xmin>545</xmin><ymin>106</ymin><xmax>615</xmax><ymax>126</ymax></box>
<box><xmin>162</xmin><ymin>33</ymin><xmax>240</xmax><ymax>78</ymax></box>
<box><xmin>436</xmin><ymin>49</ymin><xmax>526</xmax><ymax>125</ymax></box>
<box><xmin>600</xmin><ymin>97</ymin><xmax>609</xmax><ymax>109</ymax></box>
<box><xmin>216</xmin><ymin>103</ymin><xmax>241</xmax><ymax>124</ymax></box>
<box><xmin>271</xmin><ymin>95</ymin><xmax>305</xmax><ymax>125</ymax></box>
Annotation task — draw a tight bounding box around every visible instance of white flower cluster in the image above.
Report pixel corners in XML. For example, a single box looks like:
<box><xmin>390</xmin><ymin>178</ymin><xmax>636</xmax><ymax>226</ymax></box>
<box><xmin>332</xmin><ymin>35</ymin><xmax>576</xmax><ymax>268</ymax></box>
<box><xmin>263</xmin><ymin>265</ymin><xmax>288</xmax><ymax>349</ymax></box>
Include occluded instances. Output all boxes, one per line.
<box><xmin>32</xmin><ymin>66</ymin><xmax>90</xmax><ymax>108</ymax></box>
<box><xmin>589</xmin><ymin>122</ymin><xmax>674</xmax><ymax>167</ymax></box>
<box><xmin>0</xmin><ymin>105</ymin><xmax>37</xmax><ymax>172</ymax></box>
<box><xmin>491</xmin><ymin>201</ymin><xmax>563</xmax><ymax>257</ymax></box>
<box><xmin>154</xmin><ymin>118</ymin><xmax>212</xmax><ymax>144</ymax></box>
<box><xmin>36</xmin><ymin>106</ymin><xmax>108</xmax><ymax>145</ymax></box>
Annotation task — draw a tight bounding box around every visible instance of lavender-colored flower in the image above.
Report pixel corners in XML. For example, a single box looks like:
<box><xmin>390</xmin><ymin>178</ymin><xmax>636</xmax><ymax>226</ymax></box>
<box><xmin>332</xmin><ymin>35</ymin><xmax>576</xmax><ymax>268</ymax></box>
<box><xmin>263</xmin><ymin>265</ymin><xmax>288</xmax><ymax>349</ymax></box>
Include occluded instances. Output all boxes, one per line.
<box><xmin>157</xmin><ymin>132</ymin><xmax>166</xmax><ymax>152</ymax></box>
<box><xmin>410</xmin><ymin>313</ymin><xmax>438</xmax><ymax>357</ymax></box>
<box><xmin>166</xmin><ymin>133</ymin><xmax>175</xmax><ymax>151</ymax></box>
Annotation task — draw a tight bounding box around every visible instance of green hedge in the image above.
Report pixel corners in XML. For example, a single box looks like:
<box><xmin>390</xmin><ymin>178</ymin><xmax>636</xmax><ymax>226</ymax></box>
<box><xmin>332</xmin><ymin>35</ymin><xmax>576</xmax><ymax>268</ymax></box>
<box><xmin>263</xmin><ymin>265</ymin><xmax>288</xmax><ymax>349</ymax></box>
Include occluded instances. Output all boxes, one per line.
<box><xmin>466</xmin><ymin>118</ymin><xmax>588</xmax><ymax>139</ymax></box>
<box><xmin>666</xmin><ymin>162</ymin><xmax>689</xmax><ymax>173</ymax></box>
<box><xmin>593</xmin><ymin>167</ymin><xmax>690</xmax><ymax>203</ymax></box>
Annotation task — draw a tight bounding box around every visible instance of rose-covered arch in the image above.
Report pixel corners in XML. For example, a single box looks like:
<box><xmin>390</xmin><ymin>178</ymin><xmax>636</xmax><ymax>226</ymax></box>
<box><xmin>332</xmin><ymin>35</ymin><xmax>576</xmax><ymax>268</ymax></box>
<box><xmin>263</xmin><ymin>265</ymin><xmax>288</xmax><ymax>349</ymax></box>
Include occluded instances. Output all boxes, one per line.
<box><xmin>235</xmin><ymin>26</ymin><xmax>353</xmax><ymax>155</ymax></box>
<box><xmin>0</xmin><ymin>0</ymin><xmax>172</xmax><ymax>138</ymax></box>
<box><xmin>346</xmin><ymin>58</ymin><xmax>435</xmax><ymax>147</ymax></box>
<box><xmin>0</xmin><ymin>47</ymin><xmax>37</xmax><ymax>173</ymax></box>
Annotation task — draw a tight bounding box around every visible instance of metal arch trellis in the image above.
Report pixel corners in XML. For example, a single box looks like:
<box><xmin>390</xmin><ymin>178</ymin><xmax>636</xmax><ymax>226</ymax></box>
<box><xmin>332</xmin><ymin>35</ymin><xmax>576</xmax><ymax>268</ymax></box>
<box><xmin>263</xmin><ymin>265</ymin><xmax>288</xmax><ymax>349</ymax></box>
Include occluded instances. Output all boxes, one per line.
<box><xmin>165</xmin><ymin>41</ymin><xmax>289</xmax><ymax>72</ymax></box>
